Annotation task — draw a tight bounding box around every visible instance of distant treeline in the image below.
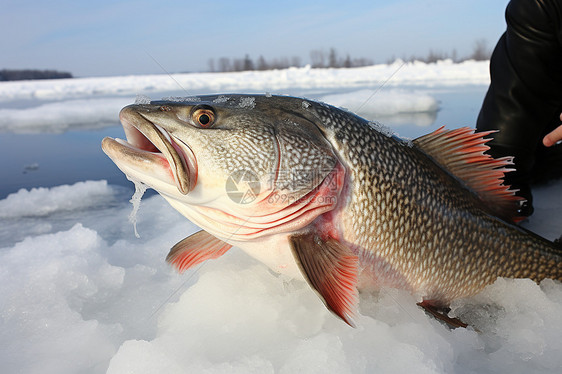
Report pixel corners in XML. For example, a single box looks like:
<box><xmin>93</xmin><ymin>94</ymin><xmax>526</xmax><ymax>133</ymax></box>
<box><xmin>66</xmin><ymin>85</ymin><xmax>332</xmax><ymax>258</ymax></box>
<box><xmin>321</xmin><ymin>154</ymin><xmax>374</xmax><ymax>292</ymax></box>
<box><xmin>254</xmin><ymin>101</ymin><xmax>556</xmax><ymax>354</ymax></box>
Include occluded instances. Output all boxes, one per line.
<box><xmin>207</xmin><ymin>48</ymin><xmax>374</xmax><ymax>72</ymax></box>
<box><xmin>207</xmin><ymin>40</ymin><xmax>491</xmax><ymax>73</ymax></box>
<box><xmin>0</xmin><ymin>69</ymin><xmax>73</xmax><ymax>81</ymax></box>
<box><xmin>389</xmin><ymin>39</ymin><xmax>491</xmax><ymax>64</ymax></box>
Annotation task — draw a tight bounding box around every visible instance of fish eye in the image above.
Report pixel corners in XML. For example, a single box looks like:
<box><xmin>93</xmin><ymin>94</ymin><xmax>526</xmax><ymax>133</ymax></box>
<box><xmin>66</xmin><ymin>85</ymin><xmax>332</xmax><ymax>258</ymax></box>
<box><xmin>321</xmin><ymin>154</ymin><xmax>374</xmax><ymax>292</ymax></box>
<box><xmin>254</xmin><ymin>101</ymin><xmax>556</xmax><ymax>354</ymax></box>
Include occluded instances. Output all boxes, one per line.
<box><xmin>191</xmin><ymin>107</ymin><xmax>215</xmax><ymax>128</ymax></box>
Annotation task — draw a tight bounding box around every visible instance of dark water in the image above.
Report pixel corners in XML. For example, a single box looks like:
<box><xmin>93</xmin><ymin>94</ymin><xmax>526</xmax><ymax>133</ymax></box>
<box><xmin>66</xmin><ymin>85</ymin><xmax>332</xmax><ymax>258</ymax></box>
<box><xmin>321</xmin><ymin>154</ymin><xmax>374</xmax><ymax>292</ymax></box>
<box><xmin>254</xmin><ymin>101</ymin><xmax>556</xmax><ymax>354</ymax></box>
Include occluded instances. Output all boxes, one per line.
<box><xmin>0</xmin><ymin>85</ymin><xmax>488</xmax><ymax>199</ymax></box>
<box><xmin>0</xmin><ymin>126</ymin><xmax>132</xmax><ymax>198</ymax></box>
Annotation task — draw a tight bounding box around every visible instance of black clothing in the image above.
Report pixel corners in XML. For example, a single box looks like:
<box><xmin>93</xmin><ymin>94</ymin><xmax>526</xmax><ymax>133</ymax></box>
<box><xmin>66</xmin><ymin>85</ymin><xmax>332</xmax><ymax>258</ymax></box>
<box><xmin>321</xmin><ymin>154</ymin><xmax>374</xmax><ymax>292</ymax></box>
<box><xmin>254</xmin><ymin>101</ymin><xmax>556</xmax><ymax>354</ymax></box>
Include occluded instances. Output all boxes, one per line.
<box><xmin>476</xmin><ymin>0</ymin><xmax>562</xmax><ymax>215</ymax></box>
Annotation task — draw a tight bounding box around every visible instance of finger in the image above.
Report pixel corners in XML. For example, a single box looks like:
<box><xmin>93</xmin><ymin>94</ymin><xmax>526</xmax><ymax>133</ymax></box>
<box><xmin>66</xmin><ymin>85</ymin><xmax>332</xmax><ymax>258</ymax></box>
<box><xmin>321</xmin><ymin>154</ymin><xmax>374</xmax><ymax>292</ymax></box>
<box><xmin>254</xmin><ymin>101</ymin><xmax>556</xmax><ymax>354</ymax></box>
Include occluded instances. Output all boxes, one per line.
<box><xmin>543</xmin><ymin>124</ymin><xmax>562</xmax><ymax>147</ymax></box>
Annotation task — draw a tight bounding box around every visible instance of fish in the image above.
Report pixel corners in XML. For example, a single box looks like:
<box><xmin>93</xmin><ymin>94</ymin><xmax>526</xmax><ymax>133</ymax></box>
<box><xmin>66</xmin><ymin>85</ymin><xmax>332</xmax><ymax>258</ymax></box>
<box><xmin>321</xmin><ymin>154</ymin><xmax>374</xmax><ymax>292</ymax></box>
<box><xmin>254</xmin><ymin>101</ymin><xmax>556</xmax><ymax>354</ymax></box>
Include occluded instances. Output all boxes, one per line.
<box><xmin>101</xmin><ymin>94</ymin><xmax>562</xmax><ymax>326</ymax></box>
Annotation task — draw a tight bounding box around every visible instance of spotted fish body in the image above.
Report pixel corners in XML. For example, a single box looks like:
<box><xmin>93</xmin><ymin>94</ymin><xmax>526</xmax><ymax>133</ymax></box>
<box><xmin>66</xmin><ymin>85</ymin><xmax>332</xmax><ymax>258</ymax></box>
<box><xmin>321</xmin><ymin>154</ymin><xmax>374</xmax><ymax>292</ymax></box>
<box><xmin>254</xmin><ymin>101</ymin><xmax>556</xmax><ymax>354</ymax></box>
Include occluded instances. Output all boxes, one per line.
<box><xmin>102</xmin><ymin>94</ymin><xmax>562</xmax><ymax>325</ymax></box>
<box><xmin>312</xmin><ymin>104</ymin><xmax>561</xmax><ymax>305</ymax></box>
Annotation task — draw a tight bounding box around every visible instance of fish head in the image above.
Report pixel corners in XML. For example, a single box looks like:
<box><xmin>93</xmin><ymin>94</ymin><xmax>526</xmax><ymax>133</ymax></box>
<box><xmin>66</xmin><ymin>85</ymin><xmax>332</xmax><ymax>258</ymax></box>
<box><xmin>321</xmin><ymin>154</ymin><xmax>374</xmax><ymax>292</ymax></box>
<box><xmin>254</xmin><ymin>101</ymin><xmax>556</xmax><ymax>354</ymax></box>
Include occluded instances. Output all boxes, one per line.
<box><xmin>102</xmin><ymin>95</ymin><xmax>342</xmax><ymax>238</ymax></box>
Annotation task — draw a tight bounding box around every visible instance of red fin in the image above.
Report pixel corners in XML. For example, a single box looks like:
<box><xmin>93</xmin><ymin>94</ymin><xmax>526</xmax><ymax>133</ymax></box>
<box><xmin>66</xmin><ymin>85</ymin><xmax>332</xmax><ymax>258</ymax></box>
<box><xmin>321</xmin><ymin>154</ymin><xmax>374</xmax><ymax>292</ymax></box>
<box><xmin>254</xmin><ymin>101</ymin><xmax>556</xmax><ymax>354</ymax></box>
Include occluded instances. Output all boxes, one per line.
<box><xmin>166</xmin><ymin>231</ymin><xmax>232</xmax><ymax>273</ymax></box>
<box><xmin>290</xmin><ymin>233</ymin><xmax>358</xmax><ymax>326</ymax></box>
<box><xmin>414</xmin><ymin>127</ymin><xmax>525</xmax><ymax>223</ymax></box>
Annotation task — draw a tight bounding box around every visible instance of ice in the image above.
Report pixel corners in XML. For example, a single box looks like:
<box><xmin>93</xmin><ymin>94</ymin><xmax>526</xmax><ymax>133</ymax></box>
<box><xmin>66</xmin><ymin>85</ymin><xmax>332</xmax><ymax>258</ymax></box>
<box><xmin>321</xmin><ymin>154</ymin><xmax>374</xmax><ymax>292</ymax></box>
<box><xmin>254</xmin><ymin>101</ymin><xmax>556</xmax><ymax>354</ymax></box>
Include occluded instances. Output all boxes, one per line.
<box><xmin>161</xmin><ymin>96</ymin><xmax>201</xmax><ymax>103</ymax></box>
<box><xmin>128</xmin><ymin>179</ymin><xmax>148</xmax><ymax>238</ymax></box>
<box><xmin>0</xmin><ymin>181</ymin><xmax>197</xmax><ymax>374</ymax></box>
<box><xmin>369</xmin><ymin>120</ymin><xmax>396</xmax><ymax>138</ymax></box>
<box><xmin>1</xmin><ymin>179</ymin><xmax>561</xmax><ymax>374</ymax></box>
<box><xmin>238</xmin><ymin>96</ymin><xmax>256</xmax><ymax>109</ymax></box>
<box><xmin>213</xmin><ymin>95</ymin><xmax>230</xmax><ymax>103</ymax></box>
<box><xmin>0</xmin><ymin>60</ymin><xmax>489</xmax><ymax>104</ymax></box>
<box><xmin>3</xmin><ymin>62</ymin><xmax>562</xmax><ymax>374</ymax></box>
<box><xmin>320</xmin><ymin>89</ymin><xmax>439</xmax><ymax>126</ymax></box>
<box><xmin>134</xmin><ymin>94</ymin><xmax>152</xmax><ymax>105</ymax></box>
<box><xmin>0</xmin><ymin>88</ymin><xmax>440</xmax><ymax>134</ymax></box>
<box><xmin>0</xmin><ymin>61</ymin><xmax>463</xmax><ymax>134</ymax></box>
<box><xmin>0</xmin><ymin>180</ymin><xmax>114</xmax><ymax>218</ymax></box>
<box><xmin>0</xmin><ymin>97</ymin><xmax>131</xmax><ymax>133</ymax></box>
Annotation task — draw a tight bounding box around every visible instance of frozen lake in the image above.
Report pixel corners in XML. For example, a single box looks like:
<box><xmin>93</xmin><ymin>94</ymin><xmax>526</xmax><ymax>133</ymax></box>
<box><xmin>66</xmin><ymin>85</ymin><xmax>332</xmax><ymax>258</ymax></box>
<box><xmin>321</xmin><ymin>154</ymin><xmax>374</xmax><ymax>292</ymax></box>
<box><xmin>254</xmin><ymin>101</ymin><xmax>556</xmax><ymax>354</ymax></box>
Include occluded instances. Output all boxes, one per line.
<box><xmin>0</xmin><ymin>83</ymin><xmax>486</xmax><ymax>199</ymax></box>
<box><xmin>2</xmin><ymin>63</ymin><xmax>562</xmax><ymax>374</ymax></box>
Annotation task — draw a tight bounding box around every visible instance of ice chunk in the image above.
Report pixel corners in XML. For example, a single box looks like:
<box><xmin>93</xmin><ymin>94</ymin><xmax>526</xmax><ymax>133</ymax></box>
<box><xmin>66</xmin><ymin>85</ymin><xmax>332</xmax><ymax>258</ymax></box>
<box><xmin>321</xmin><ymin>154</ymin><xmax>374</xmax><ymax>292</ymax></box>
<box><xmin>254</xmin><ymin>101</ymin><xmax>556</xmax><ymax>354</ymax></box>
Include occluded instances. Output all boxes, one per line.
<box><xmin>213</xmin><ymin>95</ymin><xmax>230</xmax><ymax>103</ymax></box>
<box><xmin>369</xmin><ymin>120</ymin><xmax>395</xmax><ymax>138</ymax></box>
<box><xmin>1</xmin><ymin>177</ymin><xmax>562</xmax><ymax>374</ymax></box>
<box><xmin>0</xmin><ymin>97</ymin><xmax>131</xmax><ymax>133</ymax></box>
<box><xmin>135</xmin><ymin>94</ymin><xmax>152</xmax><ymax>105</ymax></box>
<box><xmin>23</xmin><ymin>163</ymin><xmax>39</xmax><ymax>172</ymax></box>
<box><xmin>320</xmin><ymin>89</ymin><xmax>439</xmax><ymax>126</ymax></box>
<box><xmin>161</xmin><ymin>96</ymin><xmax>200</xmax><ymax>103</ymax></box>
<box><xmin>0</xmin><ymin>180</ymin><xmax>114</xmax><ymax>218</ymax></box>
<box><xmin>128</xmin><ymin>179</ymin><xmax>148</xmax><ymax>238</ymax></box>
<box><xmin>238</xmin><ymin>97</ymin><xmax>256</xmax><ymax>109</ymax></box>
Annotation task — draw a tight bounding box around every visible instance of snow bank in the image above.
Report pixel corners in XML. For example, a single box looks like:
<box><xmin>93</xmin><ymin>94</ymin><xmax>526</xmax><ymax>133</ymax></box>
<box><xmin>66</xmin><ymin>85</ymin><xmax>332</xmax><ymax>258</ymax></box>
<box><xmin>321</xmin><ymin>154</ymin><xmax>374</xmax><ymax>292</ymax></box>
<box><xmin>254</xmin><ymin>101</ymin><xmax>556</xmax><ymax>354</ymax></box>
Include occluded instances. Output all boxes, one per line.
<box><xmin>0</xmin><ymin>180</ymin><xmax>114</xmax><ymax>218</ymax></box>
<box><xmin>321</xmin><ymin>89</ymin><xmax>439</xmax><ymax>116</ymax></box>
<box><xmin>320</xmin><ymin>89</ymin><xmax>439</xmax><ymax>126</ymax></box>
<box><xmin>0</xmin><ymin>60</ymin><xmax>489</xmax><ymax>103</ymax></box>
<box><xmin>0</xmin><ymin>98</ymin><xmax>130</xmax><ymax>133</ymax></box>
<box><xmin>0</xmin><ymin>90</ymin><xmax>441</xmax><ymax>133</ymax></box>
<box><xmin>2</xmin><ymin>180</ymin><xmax>562</xmax><ymax>374</ymax></box>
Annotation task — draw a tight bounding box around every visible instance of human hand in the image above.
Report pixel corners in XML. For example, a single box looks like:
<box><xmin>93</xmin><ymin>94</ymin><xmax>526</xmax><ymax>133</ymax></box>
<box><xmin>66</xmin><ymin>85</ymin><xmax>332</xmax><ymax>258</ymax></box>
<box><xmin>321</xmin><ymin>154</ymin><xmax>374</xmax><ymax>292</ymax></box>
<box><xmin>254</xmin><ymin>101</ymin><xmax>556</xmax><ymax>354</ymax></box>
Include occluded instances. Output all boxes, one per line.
<box><xmin>543</xmin><ymin>113</ymin><xmax>562</xmax><ymax>147</ymax></box>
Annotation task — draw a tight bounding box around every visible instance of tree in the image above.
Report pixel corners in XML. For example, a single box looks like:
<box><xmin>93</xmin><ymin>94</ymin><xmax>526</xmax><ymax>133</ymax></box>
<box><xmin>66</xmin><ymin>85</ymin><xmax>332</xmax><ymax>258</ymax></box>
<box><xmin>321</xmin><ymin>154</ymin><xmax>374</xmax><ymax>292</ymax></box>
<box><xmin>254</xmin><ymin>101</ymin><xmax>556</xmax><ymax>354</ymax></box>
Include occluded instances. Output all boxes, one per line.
<box><xmin>218</xmin><ymin>57</ymin><xmax>231</xmax><ymax>72</ymax></box>
<box><xmin>310</xmin><ymin>49</ymin><xmax>326</xmax><ymax>68</ymax></box>
<box><xmin>290</xmin><ymin>56</ymin><xmax>302</xmax><ymax>68</ymax></box>
<box><xmin>0</xmin><ymin>69</ymin><xmax>72</xmax><ymax>81</ymax></box>
<box><xmin>257</xmin><ymin>55</ymin><xmax>268</xmax><ymax>70</ymax></box>
<box><xmin>344</xmin><ymin>54</ymin><xmax>352</xmax><ymax>68</ymax></box>
<box><xmin>469</xmin><ymin>39</ymin><xmax>490</xmax><ymax>61</ymax></box>
<box><xmin>243</xmin><ymin>54</ymin><xmax>254</xmax><ymax>71</ymax></box>
<box><xmin>329</xmin><ymin>48</ymin><xmax>338</xmax><ymax>68</ymax></box>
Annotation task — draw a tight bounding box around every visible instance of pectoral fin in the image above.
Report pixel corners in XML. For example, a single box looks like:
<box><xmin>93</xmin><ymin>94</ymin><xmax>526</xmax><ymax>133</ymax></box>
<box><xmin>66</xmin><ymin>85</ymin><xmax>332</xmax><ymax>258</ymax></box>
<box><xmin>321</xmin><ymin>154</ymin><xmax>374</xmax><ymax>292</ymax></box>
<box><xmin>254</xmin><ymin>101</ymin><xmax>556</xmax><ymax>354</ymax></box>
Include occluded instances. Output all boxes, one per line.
<box><xmin>290</xmin><ymin>232</ymin><xmax>359</xmax><ymax>326</ymax></box>
<box><xmin>166</xmin><ymin>230</ymin><xmax>232</xmax><ymax>273</ymax></box>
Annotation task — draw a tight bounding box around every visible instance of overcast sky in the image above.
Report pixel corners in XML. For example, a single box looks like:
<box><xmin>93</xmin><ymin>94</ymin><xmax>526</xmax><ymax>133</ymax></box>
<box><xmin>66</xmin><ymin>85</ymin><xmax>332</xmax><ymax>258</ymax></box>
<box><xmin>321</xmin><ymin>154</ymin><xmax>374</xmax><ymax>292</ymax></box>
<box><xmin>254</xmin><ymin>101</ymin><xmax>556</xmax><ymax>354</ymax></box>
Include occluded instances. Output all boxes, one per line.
<box><xmin>1</xmin><ymin>0</ymin><xmax>509</xmax><ymax>77</ymax></box>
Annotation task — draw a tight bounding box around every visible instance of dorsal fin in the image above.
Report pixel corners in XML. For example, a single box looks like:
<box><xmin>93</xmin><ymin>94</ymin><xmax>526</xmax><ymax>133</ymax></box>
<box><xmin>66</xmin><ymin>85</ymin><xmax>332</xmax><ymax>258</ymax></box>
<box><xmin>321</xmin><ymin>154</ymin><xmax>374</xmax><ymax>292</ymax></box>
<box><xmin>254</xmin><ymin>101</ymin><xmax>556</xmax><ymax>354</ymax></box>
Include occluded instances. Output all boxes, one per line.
<box><xmin>413</xmin><ymin>126</ymin><xmax>525</xmax><ymax>223</ymax></box>
<box><xmin>166</xmin><ymin>230</ymin><xmax>232</xmax><ymax>273</ymax></box>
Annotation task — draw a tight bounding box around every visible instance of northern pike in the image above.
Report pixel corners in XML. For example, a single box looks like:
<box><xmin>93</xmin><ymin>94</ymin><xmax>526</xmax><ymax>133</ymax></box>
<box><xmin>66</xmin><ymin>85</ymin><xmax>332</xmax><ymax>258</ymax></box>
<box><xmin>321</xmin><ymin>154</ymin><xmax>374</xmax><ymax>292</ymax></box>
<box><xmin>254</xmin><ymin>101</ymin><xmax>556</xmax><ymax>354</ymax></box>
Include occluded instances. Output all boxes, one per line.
<box><xmin>101</xmin><ymin>94</ymin><xmax>562</xmax><ymax>325</ymax></box>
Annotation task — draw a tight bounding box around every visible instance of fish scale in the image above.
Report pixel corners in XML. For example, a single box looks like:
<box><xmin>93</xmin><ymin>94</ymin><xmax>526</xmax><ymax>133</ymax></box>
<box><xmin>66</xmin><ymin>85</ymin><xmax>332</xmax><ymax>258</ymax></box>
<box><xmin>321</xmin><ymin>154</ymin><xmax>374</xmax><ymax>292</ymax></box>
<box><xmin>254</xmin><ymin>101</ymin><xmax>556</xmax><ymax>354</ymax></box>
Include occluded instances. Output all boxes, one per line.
<box><xmin>102</xmin><ymin>94</ymin><xmax>562</xmax><ymax>326</ymax></box>
<box><xmin>310</xmin><ymin>102</ymin><xmax>562</xmax><ymax>304</ymax></box>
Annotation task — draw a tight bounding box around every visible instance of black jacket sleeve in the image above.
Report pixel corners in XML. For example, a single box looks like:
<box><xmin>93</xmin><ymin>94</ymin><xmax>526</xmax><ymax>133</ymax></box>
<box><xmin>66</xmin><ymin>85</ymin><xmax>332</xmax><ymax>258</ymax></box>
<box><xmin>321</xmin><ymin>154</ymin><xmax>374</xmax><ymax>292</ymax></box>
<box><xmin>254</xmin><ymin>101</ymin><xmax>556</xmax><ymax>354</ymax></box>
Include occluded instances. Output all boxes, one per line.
<box><xmin>476</xmin><ymin>0</ymin><xmax>562</xmax><ymax>178</ymax></box>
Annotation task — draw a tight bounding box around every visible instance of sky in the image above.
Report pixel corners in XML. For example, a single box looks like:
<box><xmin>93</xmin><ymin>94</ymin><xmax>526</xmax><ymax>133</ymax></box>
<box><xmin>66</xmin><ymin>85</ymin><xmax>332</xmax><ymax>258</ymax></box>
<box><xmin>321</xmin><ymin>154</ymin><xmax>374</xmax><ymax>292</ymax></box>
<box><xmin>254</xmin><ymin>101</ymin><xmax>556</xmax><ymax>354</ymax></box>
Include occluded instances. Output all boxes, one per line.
<box><xmin>1</xmin><ymin>0</ymin><xmax>509</xmax><ymax>77</ymax></box>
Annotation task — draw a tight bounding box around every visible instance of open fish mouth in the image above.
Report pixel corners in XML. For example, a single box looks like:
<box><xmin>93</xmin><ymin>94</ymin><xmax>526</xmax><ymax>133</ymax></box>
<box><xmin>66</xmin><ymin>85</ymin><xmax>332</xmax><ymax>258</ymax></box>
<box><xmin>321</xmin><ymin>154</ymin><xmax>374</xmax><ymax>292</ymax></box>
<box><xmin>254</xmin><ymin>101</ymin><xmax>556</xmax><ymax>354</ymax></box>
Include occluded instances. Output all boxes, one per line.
<box><xmin>101</xmin><ymin>105</ymin><xmax>196</xmax><ymax>194</ymax></box>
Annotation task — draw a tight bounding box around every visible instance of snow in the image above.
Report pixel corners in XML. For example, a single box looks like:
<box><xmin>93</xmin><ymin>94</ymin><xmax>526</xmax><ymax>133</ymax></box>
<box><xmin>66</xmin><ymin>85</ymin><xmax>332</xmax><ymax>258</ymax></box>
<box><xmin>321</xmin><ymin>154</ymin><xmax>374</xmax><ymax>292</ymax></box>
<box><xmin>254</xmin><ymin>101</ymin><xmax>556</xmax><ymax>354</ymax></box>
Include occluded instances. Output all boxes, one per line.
<box><xmin>0</xmin><ymin>180</ymin><xmax>114</xmax><ymax>218</ymax></box>
<box><xmin>320</xmin><ymin>89</ymin><xmax>439</xmax><ymax>124</ymax></box>
<box><xmin>2</xmin><ymin>61</ymin><xmax>562</xmax><ymax>373</ymax></box>
<box><xmin>0</xmin><ymin>97</ymin><xmax>130</xmax><ymax>133</ymax></box>
<box><xmin>0</xmin><ymin>90</ymin><xmax>439</xmax><ymax>133</ymax></box>
<box><xmin>238</xmin><ymin>96</ymin><xmax>256</xmax><ymax>109</ymax></box>
<box><xmin>1</xmin><ymin>180</ymin><xmax>562</xmax><ymax>374</ymax></box>
<box><xmin>0</xmin><ymin>60</ymin><xmax>489</xmax><ymax>104</ymax></box>
<box><xmin>0</xmin><ymin>60</ymin><xmax>480</xmax><ymax>134</ymax></box>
